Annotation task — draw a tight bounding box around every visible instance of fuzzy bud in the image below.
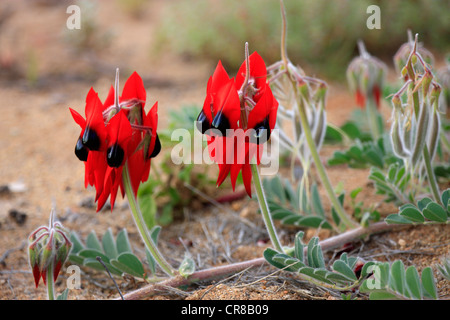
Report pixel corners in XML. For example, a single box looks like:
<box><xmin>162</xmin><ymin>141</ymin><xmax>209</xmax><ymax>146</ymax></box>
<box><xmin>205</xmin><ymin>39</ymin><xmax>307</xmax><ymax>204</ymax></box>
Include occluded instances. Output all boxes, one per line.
<box><xmin>27</xmin><ymin>211</ymin><xmax>72</xmax><ymax>288</ymax></box>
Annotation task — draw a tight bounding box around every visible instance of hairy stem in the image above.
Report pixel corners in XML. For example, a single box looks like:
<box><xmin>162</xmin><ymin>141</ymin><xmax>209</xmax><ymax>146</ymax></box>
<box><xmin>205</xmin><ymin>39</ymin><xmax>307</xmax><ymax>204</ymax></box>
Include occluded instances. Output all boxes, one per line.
<box><xmin>250</xmin><ymin>163</ymin><xmax>284</xmax><ymax>252</ymax></box>
<box><xmin>296</xmin><ymin>94</ymin><xmax>358</xmax><ymax>229</ymax></box>
<box><xmin>122</xmin><ymin>163</ymin><xmax>176</xmax><ymax>277</ymax></box>
<box><xmin>46</xmin><ymin>265</ymin><xmax>55</xmax><ymax>300</ymax></box>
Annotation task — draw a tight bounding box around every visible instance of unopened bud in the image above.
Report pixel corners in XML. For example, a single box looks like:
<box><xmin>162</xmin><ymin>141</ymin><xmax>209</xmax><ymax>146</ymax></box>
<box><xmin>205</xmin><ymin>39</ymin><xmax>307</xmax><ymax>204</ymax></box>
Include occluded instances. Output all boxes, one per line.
<box><xmin>27</xmin><ymin>210</ymin><xmax>72</xmax><ymax>288</ymax></box>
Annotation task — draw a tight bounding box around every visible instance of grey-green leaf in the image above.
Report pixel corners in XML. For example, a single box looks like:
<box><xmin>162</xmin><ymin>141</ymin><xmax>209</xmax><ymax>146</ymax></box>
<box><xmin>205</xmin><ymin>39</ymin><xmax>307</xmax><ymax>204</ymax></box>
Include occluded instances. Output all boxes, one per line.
<box><xmin>102</xmin><ymin>228</ymin><xmax>118</xmax><ymax>259</ymax></box>
<box><xmin>400</xmin><ymin>206</ymin><xmax>424</xmax><ymax>223</ymax></box>
<box><xmin>332</xmin><ymin>260</ymin><xmax>357</xmax><ymax>281</ymax></box>
<box><xmin>110</xmin><ymin>252</ymin><xmax>145</xmax><ymax>279</ymax></box>
<box><xmin>389</xmin><ymin>260</ymin><xmax>406</xmax><ymax>295</ymax></box>
<box><xmin>116</xmin><ymin>229</ymin><xmax>132</xmax><ymax>254</ymax></box>
<box><xmin>421</xmin><ymin>267</ymin><xmax>438</xmax><ymax>299</ymax></box>
<box><xmin>405</xmin><ymin>266</ymin><xmax>422</xmax><ymax>299</ymax></box>
<box><xmin>422</xmin><ymin>202</ymin><xmax>447</xmax><ymax>222</ymax></box>
<box><xmin>86</xmin><ymin>231</ymin><xmax>102</xmax><ymax>251</ymax></box>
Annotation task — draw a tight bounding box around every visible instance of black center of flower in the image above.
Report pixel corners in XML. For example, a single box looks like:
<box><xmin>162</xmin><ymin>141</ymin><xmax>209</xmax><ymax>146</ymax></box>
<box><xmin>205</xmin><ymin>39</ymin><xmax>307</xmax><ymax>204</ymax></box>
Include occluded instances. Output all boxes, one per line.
<box><xmin>82</xmin><ymin>127</ymin><xmax>101</xmax><ymax>151</ymax></box>
<box><xmin>107</xmin><ymin>144</ymin><xmax>125</xmax><ymax>168</ymax></box>
<box><xmin>252</xmin><ymin>117</ymin><xmax>271</xmax><ymax>144</ymax></box>
<box><xmin>75</xmin><ymin>137</ymin><xmax>89</xmax><ymax>161</ymax></box>
<box><xmin>196</xmin><ymin>110</ymin><xmax>211</xmax><ymax>134</ymax></box>
<box><xmin>148</xmin><ymin>134</ymin><xmax>161</xmax><ymax>159</ymax></box>
<box><xmin>211</xmin><ymin>110</ymin><xmax>230</xmax><ymax>136</ymax></box>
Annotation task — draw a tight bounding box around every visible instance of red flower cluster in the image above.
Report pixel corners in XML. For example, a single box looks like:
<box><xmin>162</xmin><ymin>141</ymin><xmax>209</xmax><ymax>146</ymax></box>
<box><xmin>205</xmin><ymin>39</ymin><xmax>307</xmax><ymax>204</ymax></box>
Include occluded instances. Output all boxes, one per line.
<box><xmin>196</xmin><ymin>52</ymin><xmax>278</xmax><ymax>196</ymax></box>
<box><xmin>70</xmin><ymin>71</ymin><xmax>160</xmax><ymax>211</ymax></box>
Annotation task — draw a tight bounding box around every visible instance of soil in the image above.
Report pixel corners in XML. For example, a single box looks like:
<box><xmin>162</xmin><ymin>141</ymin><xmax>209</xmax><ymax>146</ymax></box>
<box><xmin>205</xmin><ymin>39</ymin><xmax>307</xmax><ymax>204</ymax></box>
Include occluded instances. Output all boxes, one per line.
<box><xmin>0</xmin><ymin>1</ymin><xmax>448</xmax><ymax>301</ymax></box>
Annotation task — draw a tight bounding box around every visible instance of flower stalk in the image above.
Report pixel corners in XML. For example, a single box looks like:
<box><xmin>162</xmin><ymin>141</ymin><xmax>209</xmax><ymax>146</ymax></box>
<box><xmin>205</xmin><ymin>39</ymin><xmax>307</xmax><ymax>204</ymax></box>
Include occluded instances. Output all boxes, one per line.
<box><xmin>390</xmin><ymin>33</ymin><xmax>442</xmax><ymax>205</ymax></box>
<box><xmin>122</xmin><ymin>163</ymin><xmax>177</xmax><ymax>277</ymax></box>
<box><xmin>250</xmin><ymin>163</ymin><xmax>284</xmax><ymax>252</ymax></box>
<box><xmin>270</xmin><ymin>0</ymin><xmax>358</xmax><ymax>230</ymax></box>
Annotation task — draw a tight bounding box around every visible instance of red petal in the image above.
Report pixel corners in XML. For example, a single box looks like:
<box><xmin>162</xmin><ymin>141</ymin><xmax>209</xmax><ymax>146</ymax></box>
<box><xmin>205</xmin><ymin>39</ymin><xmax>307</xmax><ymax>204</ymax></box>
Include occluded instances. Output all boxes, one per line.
<box><xmin>247</xmin><ymin>84</ymin><xmax>278</xmax><ymax>130</ymax></box>
<box><xmin>355</xmin><ymin>90</ymin><xmax>365</xmax><ymax>108</ymax></box>
<box><xmin>103</xmin><ymin>85</ymin><xmax>115</xmax><ymax>110</ymax></box>
<box><xmin>121</xmin><ymin>71</ymin><xmax>146</xmax><ymax>108</ymax></box>
<box><xmin>107</xmin><ymin>110</ymin><xmax>132</xmax><ymax>156</ymax></box>
<box><xmin>53</xmin><ymin>260</ymin><xmax>62</xmax><ymax>282</ymax></box>
<box><xmin>69</xmin><ymin>108</ymin><xmax>86</xmax><ymax>129</ymax></box>
<box><xmin>235</xmin><ymin>52</ymin><xmax>267</xmax><ymax>102</ymax></box>
<box><xmin>241</xmin><ymin>163</ymin><xmax>252</xmax><ymax>197</ymax></box>
<box><xmin>373</xmin><ymin>85</ymin><xmax>381</xmax><ymax>109</ymax></box>
<box><xmin>32</xmin><ymin>265</ymin><xmax>41</xmax><ymax>288</ymax></box>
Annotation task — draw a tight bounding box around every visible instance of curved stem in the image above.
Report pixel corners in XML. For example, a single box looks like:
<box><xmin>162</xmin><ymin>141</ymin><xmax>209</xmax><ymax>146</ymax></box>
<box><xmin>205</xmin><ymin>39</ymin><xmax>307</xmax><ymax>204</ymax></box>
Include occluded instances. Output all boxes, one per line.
<box><xmin>250</xmin><ymin>163</ymin><xmax>284</xmax><ymax>253</ymax></box>
<box><xmin>279</xmin><ymin>0</ymin><xmax>289</xmax><ymax>67</ymax></box>
<box><xmin>422</xmin><ymin>144</ymin><xmax>442</xmax><ymax>204</ymax></box>
<box><xmin>296</xmin><ymin>96</ymin><xmax>358</xmax><ymax>229</ymax></box>
<box><xmin>122</xmin><ymin>163</ymin><xmax>176</xmax><ymax>277</ymax></box>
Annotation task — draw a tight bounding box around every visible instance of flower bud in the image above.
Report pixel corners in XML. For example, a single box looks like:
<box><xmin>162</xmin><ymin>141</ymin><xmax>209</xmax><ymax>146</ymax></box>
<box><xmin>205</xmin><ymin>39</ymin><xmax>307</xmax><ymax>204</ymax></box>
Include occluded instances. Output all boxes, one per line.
<box><xmin>347</xmin><ymin>42</ymin><xmax>387</xmax><ymax>109</ymax></box>
<box><xmin>27</xmin><ymin>211</ymin><xmax>72</xmax><ymax>288</ymax></box>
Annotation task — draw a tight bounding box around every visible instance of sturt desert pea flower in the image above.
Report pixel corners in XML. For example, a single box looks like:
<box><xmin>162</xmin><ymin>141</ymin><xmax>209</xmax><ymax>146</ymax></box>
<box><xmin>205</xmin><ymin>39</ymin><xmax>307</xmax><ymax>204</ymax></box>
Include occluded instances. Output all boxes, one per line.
<box><xmin>196</xmin><ymin>51</ymin><xmax>278</xmax><ymax>196</ymax></box>
<box><xmin>70</xmin><ymin>71</ymin><xmax>161</xmax><ymax>211</ymax></box>
<box><xmin>28</xmin><ymin>210</ymin><xmax>72</xmax><ymax>288</ymax></box>
<box><xmin>347</xmin><ymin>41</ymin><xmax>387</xmax><ymax>110</ymax></box>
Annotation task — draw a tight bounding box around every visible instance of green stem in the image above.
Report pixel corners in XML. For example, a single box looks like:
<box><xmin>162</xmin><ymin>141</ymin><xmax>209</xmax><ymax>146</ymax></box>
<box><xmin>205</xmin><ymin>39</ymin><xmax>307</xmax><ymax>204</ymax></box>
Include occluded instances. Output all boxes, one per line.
<box><xmin>296</xmin><ymin>98</ymin><xmax>358</xmax><ymax>229</ymax></box>
<box><xmin>122</xmin><ymin>163</ymin><xmax>176</xmax><ymax>277</ymax></box>
<box><xmin>422</xmin><ymin>143</ymin><xmax>442</xmax><ymax>204</ymax></box>
<box><xmin>46</xmin><ymin>265</ymin><xmax>55</xmax><ymax>300</ymax></box>
<box><xmin>250</xmin><ymin>163</ymin><xmax>284</xmax><ymax>253</ymax></box>
<box><xmin>366</xmin><ymin>98</ymin><xmax>381</xmax><ymax>141</ymax></box>
<box><xmin>411</xmin><ymin>91</ymin><xmax>442</xmax><ymax>205</ymax></box>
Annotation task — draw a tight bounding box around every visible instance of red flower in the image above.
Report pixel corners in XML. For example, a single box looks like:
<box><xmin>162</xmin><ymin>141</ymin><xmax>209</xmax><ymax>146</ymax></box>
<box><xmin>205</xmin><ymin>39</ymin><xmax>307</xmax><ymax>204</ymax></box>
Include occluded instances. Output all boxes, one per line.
<box><xmin>197</xmin><ymin>52</ymin><xmax>278</xmax><ymax>196</ymax></box>
<box><xmin>70</xmin><ymin>71</ymin><xmax>160</xmax><ymax>211</ymax></box>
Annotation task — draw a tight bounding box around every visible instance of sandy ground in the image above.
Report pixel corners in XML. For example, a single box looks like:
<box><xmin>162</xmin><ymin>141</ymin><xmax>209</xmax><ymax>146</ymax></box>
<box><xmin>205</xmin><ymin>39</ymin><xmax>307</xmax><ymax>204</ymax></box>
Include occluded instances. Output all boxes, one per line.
<box><xmin>0</xmin><ymin>0</ymin><xmax>448</xmax><ymax>300</ymax></box>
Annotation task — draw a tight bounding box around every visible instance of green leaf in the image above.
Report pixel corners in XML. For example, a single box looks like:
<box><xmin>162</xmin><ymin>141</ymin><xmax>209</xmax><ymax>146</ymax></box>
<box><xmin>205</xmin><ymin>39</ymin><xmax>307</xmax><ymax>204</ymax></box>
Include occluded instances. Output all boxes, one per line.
<box><xmin>421</xmin><ymin>267</ymin><xmax>438</xmax><ymax>299</ymax></box>
<box><xmin>311</xmin><ymin>244</ymin><xmax>325</xmax><ymax>269</ymax></box>
<box><xmin>139</xmin><ymin>193</ymin><xmax>157</xmax><ymax>230</ymax></box>
<box><xmin>295</xmin><ymin>216</ymin><xmax>332</xmax><ymax>229</ymax></box>
<box><xmin>405</xmin><ymin>266</ymin><xmax>422</xmax><ymax>299</ymax></box>
<box><xmin>369</xmin><ymin>291</ymin><xmax>398</xmax><ymax>300</ymax></box>
<box><xmin>146</xmin><ymin>226</ymin><xmax>162</xmax><ymax>274</ymax></box>
<box><xmin>399</xmin><ymin>206</ymin><xmax>425</xmax><ymax>223</ymax></box>
<box><xmin>385</xmin><ymin>214</ymin><xmax>415</xmax><ymax>224</ymax></box>
<box><xmin>116</xmin><ymin>229</ymin><xmax>132</xmax><ymax>254</ymax></box>
<box><xmin>271</xmin><ymin>208</ymin><xmax>295</xmax><ymax>220</ymax></box>
<box><xmin>78</xmin><ymin>249</ymin><xmax>110</xmax><ymax>263</ymax></box>
<box><xmin>298</xmin><ymin>267</ymin><xmax>333</xmax><ymax>285</ymax></box>
<box><xmin>417</xmin><ymin>197</ymin><xmax>433</xmax><ymax>212</ymax></box>
<box><xmin>69</xmin><ymin>232</ymin><xmax>85</xmax><ymax>254</ymax></box>
<box><xmin>270</xmin><ymin>176</ymin><xmax>286</xmax><ymax>203</ymax></box>
<box><xmin>422</xmin><ymin>202</ymin><xmax>448</xmax><ymax>222</ymax></box>
<box><xmin>102</xmin><ymin>228</ymin><xmax>118</xmax><ymax>259</ymax></box>
<box><xmin>294</xmin><ymin>231</ymin><xmax>305</xmax><ymax>262</ymax></box>
<box><xmin>389</xmin><ymin>260</ymin><xmax>406</xmax><ymax>296</ymax></box>
<box><xmin>350</xmin><ymin>187</ymin><xmax>362</xmax><ymax>199</ymax></box>
<box><xmin>441</xmin><ymin>189</ymin><xmax>449</xmax><ymax>211</ymax></box>
<box><xmin>56</xmin><ymin>288</ymin><xmax>69</xmax><ymax>300</ymax></box>
<box><xmin>83</xmin><ymin>257</ymin><xmax>122</xmax><ymax>275</ymax></box>
<box><xmin>86</xmin><ymin>231</ymin><xmax>102</xmax><ymax>251</ymax></box>
<box><xmin>68</xmin><ymin>254</ymin><xmax>85</xmax><ymax>265</ymax></box>
<box><xmin>110</xmin><ymin>252</ymin><xmax>145</xmax><ymax>279</ymax></box>
<box><xmin>332</xmin><ymin>260</ymin><xmax>357</xmax><ymax>281</ymax></box>
<box><xmin>311</xmin><ymin>183</ymin><xmax>325</xmax><ymax>217</ymax></box>
<box><xmin>264</xmin><ymin>248</ymin><xmax>288</xmax><ymax>270</ymax></box>
<box><xmin>273</xmin><ymin>255</ymin><xmax>306</xmax><ymax>272</ymax></box>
